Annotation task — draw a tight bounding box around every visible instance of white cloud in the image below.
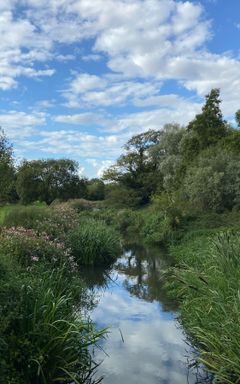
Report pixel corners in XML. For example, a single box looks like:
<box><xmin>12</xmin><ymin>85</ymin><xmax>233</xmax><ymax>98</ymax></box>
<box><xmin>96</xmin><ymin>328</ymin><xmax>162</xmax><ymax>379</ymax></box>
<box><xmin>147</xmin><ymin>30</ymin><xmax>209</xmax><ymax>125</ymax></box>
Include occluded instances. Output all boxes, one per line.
<box><xmin>53</xmin><ymin>112</ymin><xmax>105</xmax><ymax>125</ymax></box>
<box><xmin>63</xmin><ymin>73</ymin><xmax>162</xmax><ymax>108</ymax></box>
<box><xmin>0</xmin><ymin>0</ymin><xmax>239</xmax><ymax>119</ymax></box>
<box><xmin>0</xmin><ymin>110</ymin><xmax>46</xmax><ymax>137</ymax></box>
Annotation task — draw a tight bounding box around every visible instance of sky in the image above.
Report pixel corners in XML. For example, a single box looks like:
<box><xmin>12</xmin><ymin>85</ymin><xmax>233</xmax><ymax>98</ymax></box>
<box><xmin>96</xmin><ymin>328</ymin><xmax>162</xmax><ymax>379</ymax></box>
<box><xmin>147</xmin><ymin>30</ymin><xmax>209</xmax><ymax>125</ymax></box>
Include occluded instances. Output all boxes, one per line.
<box><xmin>0</xmin><ymin>0</ymin><xmax>240</xmax><ymax>178</ymax></box>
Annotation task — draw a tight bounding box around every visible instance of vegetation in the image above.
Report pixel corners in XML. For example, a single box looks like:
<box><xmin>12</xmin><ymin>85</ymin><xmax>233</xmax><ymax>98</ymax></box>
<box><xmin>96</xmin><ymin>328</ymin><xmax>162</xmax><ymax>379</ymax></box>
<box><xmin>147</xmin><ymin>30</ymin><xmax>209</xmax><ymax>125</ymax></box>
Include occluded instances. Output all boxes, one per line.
<box><xmin>0</xmin><ymin>263</ymin><xmax>104</xmax><ymax>384</ymax></box>
<box><xmin>16</xmin><ymin>159</ymin><xmax>87</xmax><ymax>204</ymax></box>
<box><xmin>166</xmin><ymin>230</ymin><xmax>240</xmax><ymax>383</ymax></box>
<box><xmin>0</xmin><ymin>202</ymin><xmax>119</xmax><ymax>382</ymax></box>
<box><xmin>1</xmin><ymin>88</ymin><xmax>240</xmax><ymax>382</ymax></box>
<box><xmin>69</xmin><ymin>218</ymin><xmax>121</xmax><ymax>266</ymax></box>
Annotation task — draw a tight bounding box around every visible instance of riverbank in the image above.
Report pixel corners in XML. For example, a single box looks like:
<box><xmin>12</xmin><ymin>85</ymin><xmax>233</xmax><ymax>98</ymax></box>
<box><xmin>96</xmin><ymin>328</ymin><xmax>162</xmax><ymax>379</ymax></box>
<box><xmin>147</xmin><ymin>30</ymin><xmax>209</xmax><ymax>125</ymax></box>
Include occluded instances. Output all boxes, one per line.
<box><xmin>83</xmin><ymin>204</ymin><xmax>240</xmax><ymax>383</ymax></box>
<box><xmin>0</xmin><ymin>203</ymin><xmax>117</xmax><ymax>383</ymax></box>
<box><xmin>167</xmin><ymin>228</ymin><xmax>240</xmax><ymax>383</ymax></box>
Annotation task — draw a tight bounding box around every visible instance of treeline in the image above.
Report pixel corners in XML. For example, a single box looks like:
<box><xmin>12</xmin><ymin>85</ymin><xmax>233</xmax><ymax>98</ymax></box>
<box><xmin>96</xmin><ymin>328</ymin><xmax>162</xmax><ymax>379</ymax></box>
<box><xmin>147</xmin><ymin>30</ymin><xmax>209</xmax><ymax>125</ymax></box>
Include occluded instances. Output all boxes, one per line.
<box><xmin>103</xmin><ymin>89</ymin><xmax>240</xmax><ymax>214</ymax></box>
<box><xmin>0</xmin><ymin>137</ymin><xmax>105</xmax><ymax>204</ymax></box>
<box><xmin>1</xmin><ymin>88</ymin><xmax>240</xmax><ymax>213</ymax></box>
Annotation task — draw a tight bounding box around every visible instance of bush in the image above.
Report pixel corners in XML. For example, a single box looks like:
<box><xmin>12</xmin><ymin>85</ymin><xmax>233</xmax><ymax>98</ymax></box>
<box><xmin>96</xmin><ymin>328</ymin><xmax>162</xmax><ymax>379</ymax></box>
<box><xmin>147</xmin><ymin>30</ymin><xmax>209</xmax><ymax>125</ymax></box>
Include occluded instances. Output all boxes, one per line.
<box><xmin>69</xmin><ymin>218</ymin><xmax>121</xmax><ymax>266</ymax></box>
<box><xmin>1</xmin><ymin>205</ymin><xmax>49</xmax><ymax>228</ymax></box>
<box><xmin>0</xmin><ymin>227</ymin><xmax>73</xmax><ymax>268</ymax></box>
<box><xmin>2</xmin><ymin>205</ymin><xmax>79</xmax><ymax>242</ymax></box>
<box><xmin>140</xmin><ymin>211</ymin><xmax>172</xmax><ymax>244</ymax></box>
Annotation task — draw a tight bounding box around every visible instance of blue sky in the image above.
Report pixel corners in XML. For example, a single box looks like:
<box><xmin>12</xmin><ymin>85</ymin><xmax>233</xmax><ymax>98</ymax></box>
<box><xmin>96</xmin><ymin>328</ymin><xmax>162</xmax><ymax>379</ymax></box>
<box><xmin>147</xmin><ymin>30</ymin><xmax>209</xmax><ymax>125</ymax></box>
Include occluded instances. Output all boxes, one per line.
<box><xmin>0</xmin><ymin>0</ymin><xmax>240</xmax><ymax>177</ymax></box>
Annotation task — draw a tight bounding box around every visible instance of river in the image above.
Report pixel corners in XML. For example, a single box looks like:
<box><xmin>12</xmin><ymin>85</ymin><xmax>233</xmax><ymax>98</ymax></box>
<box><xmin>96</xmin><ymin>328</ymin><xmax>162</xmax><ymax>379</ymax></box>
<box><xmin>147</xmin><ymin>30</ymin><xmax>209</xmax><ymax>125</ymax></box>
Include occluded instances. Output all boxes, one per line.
<box><xmin>82</xmin><ymin>242</ymin><xmax>209</xmax><ymax>384</ymax></box>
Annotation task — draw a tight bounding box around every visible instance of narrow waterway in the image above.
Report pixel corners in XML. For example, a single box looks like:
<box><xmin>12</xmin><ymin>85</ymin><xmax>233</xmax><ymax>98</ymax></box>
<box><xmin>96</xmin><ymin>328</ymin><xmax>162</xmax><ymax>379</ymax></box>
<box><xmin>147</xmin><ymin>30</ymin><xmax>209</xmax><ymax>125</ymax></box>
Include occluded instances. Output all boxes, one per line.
<box><xmin>83</xmin><ymin>243</ymin><xmax>208</xmax><ymax>384</ymax></box>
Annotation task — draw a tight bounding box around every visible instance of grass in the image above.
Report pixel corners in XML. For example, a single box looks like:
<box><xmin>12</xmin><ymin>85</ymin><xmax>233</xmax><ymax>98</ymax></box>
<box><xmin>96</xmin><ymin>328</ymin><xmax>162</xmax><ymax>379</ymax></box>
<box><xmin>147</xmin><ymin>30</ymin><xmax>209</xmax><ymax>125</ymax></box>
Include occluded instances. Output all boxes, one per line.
<box><xmin>69</xmin><ymin>218</ymin><xmax>121</xmax><ymax>266</ymax></box>
<box><xmin>0</xmin><ymin>265</ymin><xmax>105</xmax><ymax>383</ymax></box>
<box><xmin>0</xmin><ymin>203</ymin><xmax>109</xmax><ymax>383</ymax></box>
<box><xmin>167</xmin><ymin>229</ymin><xmax>240</xmax><ymax>383</ymax></box>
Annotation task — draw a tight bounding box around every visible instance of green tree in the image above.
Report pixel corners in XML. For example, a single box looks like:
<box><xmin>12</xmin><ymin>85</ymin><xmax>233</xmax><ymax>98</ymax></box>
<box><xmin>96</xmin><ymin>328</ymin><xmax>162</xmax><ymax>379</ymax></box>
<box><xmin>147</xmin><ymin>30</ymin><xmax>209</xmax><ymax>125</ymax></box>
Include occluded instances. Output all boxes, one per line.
<box><xmin>16</xmin><ymin>159</ymin><xmax>86</xmax><ymax>204</ymax></box>
<box><xmin>0</xmin><ymin>128</ymin><xmax>16</xmax><ymax>202</ymax></box>
<box><xmin>86</xmin><ymin>179</ymin><xmax>105</xmax><ymax>200</ymax></box>
<box><xmin>183</xmin><ymin>89</ymin><xmax>227</xmax><ymax>158</ymax></box>
<box><xmin>103</xmin><ymin>130</ymin><xmax>162</xmax><ymax>205</ymax></box>
<box><xmin>235</xmin><ymin>110</ymin><xmax>240</xmax><ymax>128</ymax></box>
<box><xmin>182</xmin><ymin>148</ymin><xmax>240</xmax><ymax>211</ymax></box>
<box><xmin>149</xmin><ymin>123</ymin><xmax>185</xmax><ymax>191</ymax></box>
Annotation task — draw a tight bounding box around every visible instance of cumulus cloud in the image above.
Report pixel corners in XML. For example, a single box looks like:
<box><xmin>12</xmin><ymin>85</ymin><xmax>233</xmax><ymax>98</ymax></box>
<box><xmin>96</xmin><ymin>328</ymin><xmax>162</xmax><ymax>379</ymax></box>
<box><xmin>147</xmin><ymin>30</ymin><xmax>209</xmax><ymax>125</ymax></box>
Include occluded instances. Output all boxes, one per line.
<box><xmin>1</xmin><ymin>0</ymin><xmax>240</xmax><ymax>176</ymax></box>
<box><xmin>0</xmin><ymin>110</ymin><xmax>46</xmax><ymax>137</ymax></box>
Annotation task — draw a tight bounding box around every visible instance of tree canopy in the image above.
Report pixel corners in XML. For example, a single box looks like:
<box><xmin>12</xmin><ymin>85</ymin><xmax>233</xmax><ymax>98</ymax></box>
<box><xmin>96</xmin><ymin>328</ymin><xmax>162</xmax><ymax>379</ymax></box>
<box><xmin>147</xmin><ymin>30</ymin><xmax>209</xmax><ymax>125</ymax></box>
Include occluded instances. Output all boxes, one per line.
<box><xmin>0</xmin><ymin>128</ymin><xmax>16</xmax><ymax>202</ymax></box>
<box><xmin>16</xmin><ymin>159</ymin><xmax>86</xmax><ymax>204</ymax></box>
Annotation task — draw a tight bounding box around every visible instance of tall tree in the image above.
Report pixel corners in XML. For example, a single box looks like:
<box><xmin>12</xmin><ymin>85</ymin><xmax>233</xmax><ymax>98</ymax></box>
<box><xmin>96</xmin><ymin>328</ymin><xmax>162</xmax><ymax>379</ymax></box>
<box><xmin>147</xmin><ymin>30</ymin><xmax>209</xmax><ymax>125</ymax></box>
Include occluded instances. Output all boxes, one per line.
<box><xmin>0</xmin><ymin>128</ymin><xmax>16</xmax><ymax>202</ymax></box>
<box><xmin>183</xmin><ymin>89</ymin><xmax>227</xmax><ymax>158</ymax></box>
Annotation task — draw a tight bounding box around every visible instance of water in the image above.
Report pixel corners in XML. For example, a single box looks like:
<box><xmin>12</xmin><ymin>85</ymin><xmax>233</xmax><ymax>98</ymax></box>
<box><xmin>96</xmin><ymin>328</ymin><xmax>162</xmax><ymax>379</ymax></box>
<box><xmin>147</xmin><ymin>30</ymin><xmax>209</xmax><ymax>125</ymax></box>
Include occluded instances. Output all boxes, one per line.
<box><xmin>82</xmin><ymin>243</ymin><xmax>208</xmax><ymax>384</ymax></box>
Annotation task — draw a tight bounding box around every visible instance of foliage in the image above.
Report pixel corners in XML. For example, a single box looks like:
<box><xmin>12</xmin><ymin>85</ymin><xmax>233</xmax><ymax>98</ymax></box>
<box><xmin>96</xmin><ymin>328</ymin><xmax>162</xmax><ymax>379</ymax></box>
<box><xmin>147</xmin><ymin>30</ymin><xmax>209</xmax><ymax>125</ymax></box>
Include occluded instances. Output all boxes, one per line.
<box><xmin>235</xmin><ymin>109</ymin><xmax>240</xmax><ymax>127</ymax></box>
<box><xmin>168</xmin><ymin>231</ymin><xmax>240</xmax><ymax>383</ymax></box>
<box><xmin>185</xmin><ymin>88</ymin><xmax>227</xmax><ymax>156</ymax></box>
<box><xmin>0</xmin><ymin>227</ymin><xmax>72</xmax><ymax>269</ymax></box>
<box><xmin>1</xmin><ymin>205</ymin><xmax>49</xmax><ymax>228</ymax></box>
<box><xmin>0</xmin><ymin>266</ymin><xmax>104</xmax><ymax>384</ymax></box>
<box><xmin>105</xmin><ymin>184</ymin><xmax>143</xmax><ymax>208</ymax></box>
<box><xmin>140</xmin><ymin>210</ymin><xmax>172</xmax><ymax>244</ymax></box>
<box><xmin>103</xmin><ymin>130</ymin><xmax>162</xmax><ymax>205</ymax></box>
<box><xmin>0</xmin><ymin>128</ymin><xmax>16</xmax><ymax>202</ymax></box>
<box><xmin>69</xmin><ymin>218</ymin><xmax>121</xmax><ymax>266</ymax></box>
<box><xmin>182</xmin><ymin>148</ymin><xmax>240</xmax><ymax>211</ymax></box>
<box><xmin>2</xmin><ymin>204</ymin><xmax>79</xmax><ymax>242</ymax></box>
<box><xmin>16</xmin><ymin>159</ymin><xmax>87</xmax><ymax>204</ymax></box>
<box><xmin>86</xmin><ymin>179</ymin><xmax>105</xmax><ymax>201</ymax></box>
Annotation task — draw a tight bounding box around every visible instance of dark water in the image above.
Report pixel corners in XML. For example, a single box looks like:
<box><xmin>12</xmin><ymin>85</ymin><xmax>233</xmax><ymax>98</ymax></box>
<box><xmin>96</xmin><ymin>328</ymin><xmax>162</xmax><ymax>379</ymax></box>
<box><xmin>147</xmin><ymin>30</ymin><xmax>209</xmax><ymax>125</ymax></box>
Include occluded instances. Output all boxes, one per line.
<box><xmin>83</xmin><ymin>243</ymin><xmax>208</xmax><ymax>384</ymax></box>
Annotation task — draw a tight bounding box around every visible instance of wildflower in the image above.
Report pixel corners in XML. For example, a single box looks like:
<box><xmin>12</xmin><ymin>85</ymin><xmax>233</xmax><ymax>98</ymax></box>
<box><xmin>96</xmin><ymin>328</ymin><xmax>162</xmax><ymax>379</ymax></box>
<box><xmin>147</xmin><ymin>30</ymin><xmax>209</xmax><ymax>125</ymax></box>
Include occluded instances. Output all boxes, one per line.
<box><xmin>31</xmin><ymin>256</ymin><xmax>39</xmax><ymax>262</ymax></box>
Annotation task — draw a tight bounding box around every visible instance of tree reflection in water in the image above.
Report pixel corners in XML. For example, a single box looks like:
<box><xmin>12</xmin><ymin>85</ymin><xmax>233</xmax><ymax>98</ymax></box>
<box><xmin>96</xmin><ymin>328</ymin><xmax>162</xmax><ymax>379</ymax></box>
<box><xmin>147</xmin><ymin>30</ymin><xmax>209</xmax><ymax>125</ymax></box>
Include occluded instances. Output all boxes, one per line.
<box><xmin>116</xmin><ymin>243</ymin><xmax>177</xmax><ymax>312</ymax></box>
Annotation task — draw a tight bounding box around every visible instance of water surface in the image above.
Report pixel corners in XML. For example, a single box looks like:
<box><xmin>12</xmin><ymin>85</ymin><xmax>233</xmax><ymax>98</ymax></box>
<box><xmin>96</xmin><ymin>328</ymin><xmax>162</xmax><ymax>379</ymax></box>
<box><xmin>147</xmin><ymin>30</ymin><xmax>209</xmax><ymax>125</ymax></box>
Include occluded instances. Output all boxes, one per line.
<box><xmin>83</xmin><ymin>243</ymin><xmax>207</xmax><ymax>384</ymax></box>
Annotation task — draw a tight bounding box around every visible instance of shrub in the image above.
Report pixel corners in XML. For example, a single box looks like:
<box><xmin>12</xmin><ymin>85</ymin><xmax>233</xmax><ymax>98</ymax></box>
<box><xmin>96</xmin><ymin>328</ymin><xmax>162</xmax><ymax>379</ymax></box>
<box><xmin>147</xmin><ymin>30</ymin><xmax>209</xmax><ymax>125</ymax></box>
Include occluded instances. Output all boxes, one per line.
<box><xmin>140</xmin><ymin>211</ymin><xmax>172</xmax><ymax>244</ymax></box>
<box><xmin>2</xmin><ymin>205</ymin><xmax>49</xmax><ymax>228</ymax></box>
<box><xmin>0</xmin><ymin>227</ymin><xmax>73</xmax><ymax>268</ymax></box>
<box><xmin>115</xmin><ymin>209</ymin><xmax>142</xmax><ymax>235</ymax></box>
<box><xmin>2</xmin><ymin>205</ymin><xmax>79</xmax><ymax>242</ymax></box>
<box><xmin>69</xmin><ymin>218</ymin><xmax>121</xmax><ymax>266</ymax></box>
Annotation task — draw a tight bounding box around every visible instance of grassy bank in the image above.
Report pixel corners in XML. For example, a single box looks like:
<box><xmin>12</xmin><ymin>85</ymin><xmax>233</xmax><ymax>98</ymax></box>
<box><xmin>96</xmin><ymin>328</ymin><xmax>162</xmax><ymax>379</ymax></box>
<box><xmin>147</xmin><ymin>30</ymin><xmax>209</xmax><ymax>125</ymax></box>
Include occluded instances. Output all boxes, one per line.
<box><xmin>86</xmin><ymin>204</ymin><xmax>240</xmax><ymax>382</ymax></box>
<box><xmin>0</xmin><ymin>203</ymin><xmax>121</xmax><ymax>383</ymax></box>
<box><xmin>166</xmin><ymin>224</ymin><xmax>240</xmax><ymax>383</ymax></box>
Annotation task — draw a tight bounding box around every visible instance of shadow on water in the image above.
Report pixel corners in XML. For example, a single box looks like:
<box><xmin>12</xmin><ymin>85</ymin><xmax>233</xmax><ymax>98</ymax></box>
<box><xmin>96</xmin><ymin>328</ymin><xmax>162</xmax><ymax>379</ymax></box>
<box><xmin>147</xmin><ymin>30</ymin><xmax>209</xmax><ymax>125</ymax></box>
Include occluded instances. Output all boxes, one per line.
<box><xmin>81</xmin><ymin>241</ymin><xmax>212</xmax><ymax>384</ymax></box>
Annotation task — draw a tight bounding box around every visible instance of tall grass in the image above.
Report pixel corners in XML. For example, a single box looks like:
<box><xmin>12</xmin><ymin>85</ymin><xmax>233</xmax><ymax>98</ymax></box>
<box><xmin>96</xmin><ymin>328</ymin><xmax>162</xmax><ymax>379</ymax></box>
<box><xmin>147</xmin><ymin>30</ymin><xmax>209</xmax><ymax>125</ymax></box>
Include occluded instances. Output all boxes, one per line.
<box><xmin>69</xmin><ymin>218</ymin><xmax>121</xmax><ymax>266</ymax></box>
<box><xmin>0</xmin><ymin>265</ymin><xmax>105</xmax><ymax>384</ymax></box>
<box><xmin>168</xmin><ymin>230</ymin><xmax>240</xmax><ymax>383</ymax></box>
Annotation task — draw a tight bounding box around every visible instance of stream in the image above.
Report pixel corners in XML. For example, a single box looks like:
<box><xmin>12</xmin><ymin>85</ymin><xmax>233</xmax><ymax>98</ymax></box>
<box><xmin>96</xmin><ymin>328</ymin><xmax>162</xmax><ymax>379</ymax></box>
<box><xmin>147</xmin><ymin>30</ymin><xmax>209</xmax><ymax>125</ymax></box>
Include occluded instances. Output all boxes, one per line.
<box><xmin>82</xmin><ymin>242</ymin><xmax>208</xmax><ymax>384</ymax></box>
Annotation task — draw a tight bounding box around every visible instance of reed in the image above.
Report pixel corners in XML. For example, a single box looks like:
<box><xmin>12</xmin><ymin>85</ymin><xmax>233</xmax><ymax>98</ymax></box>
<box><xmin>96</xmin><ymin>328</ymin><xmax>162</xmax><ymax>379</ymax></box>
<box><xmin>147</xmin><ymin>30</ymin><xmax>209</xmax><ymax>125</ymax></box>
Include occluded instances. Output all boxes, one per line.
<box><xmin>69</xmin><ymin>218</ymin><xmax>121</xmax><ymax>266</ymax></box>
<box><xmin>169</xmin><ymin>230</ymin><xmax>240</xmax><ymax>383</ymax></box>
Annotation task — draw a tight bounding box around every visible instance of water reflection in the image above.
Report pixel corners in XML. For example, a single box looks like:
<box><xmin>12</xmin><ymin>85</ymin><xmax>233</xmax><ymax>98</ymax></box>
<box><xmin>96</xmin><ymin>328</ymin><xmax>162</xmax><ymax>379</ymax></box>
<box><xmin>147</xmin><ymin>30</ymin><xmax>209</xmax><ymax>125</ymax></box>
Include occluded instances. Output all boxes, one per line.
<box><xmin>85</xmin><ymin>243</ymin><xmax>209</xmax><ymax>384</ymax></box>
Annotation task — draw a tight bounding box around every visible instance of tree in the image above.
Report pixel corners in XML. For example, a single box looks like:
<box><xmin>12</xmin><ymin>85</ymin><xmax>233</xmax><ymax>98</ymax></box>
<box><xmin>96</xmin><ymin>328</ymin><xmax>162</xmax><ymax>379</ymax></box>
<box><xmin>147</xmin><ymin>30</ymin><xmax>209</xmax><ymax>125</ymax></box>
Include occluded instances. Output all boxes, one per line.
<box><xmin>86</xmin><ymin>179</ymin><xmax>105</xmax><ymax>200</ymax></box>
<box><xmin>16</xmin><ymin>159</ymin><xmax>86</xmax><ymax>204</ymax></box>
<box><xmin>235</xmin><ymin>110</ymin><xmax>240</xmax><ymax>128</ymax></box>
<box><xmin>182</xmin><ymin>148</ymin><xmax>240</xmax><ymax>211</ymax></box>
<box><xmin>183</xmin><ymin>89</ymin><xmax>227</xmax><ymax>158</ymax></box>
<box><xmin>103</xmin><ymin>130</ymin><xmax>162</xmax><ymax>205</ymax></box>
<box><xmin>0</xmin><ymin>128</ymin><xmax>16</xmax><ymax>202</ymax></box>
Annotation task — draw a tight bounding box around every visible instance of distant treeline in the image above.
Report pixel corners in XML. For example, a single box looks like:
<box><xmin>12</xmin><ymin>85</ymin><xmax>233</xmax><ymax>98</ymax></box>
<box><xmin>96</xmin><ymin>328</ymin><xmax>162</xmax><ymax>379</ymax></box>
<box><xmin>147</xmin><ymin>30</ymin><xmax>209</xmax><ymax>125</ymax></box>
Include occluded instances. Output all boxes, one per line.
<box><xmin>1</xmin><ymin>88</ymin><xmax>240</xmax><ymax>213</ymax></box>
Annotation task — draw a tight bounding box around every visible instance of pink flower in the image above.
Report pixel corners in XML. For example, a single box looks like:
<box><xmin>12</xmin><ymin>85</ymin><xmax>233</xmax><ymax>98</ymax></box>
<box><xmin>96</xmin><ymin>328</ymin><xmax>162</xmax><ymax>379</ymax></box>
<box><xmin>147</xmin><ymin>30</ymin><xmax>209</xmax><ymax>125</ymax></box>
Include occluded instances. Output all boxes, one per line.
<box><xmin>31</xmin><ymin>256</ymin><xmax>39</xmax><ymax>262</ymax></box>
